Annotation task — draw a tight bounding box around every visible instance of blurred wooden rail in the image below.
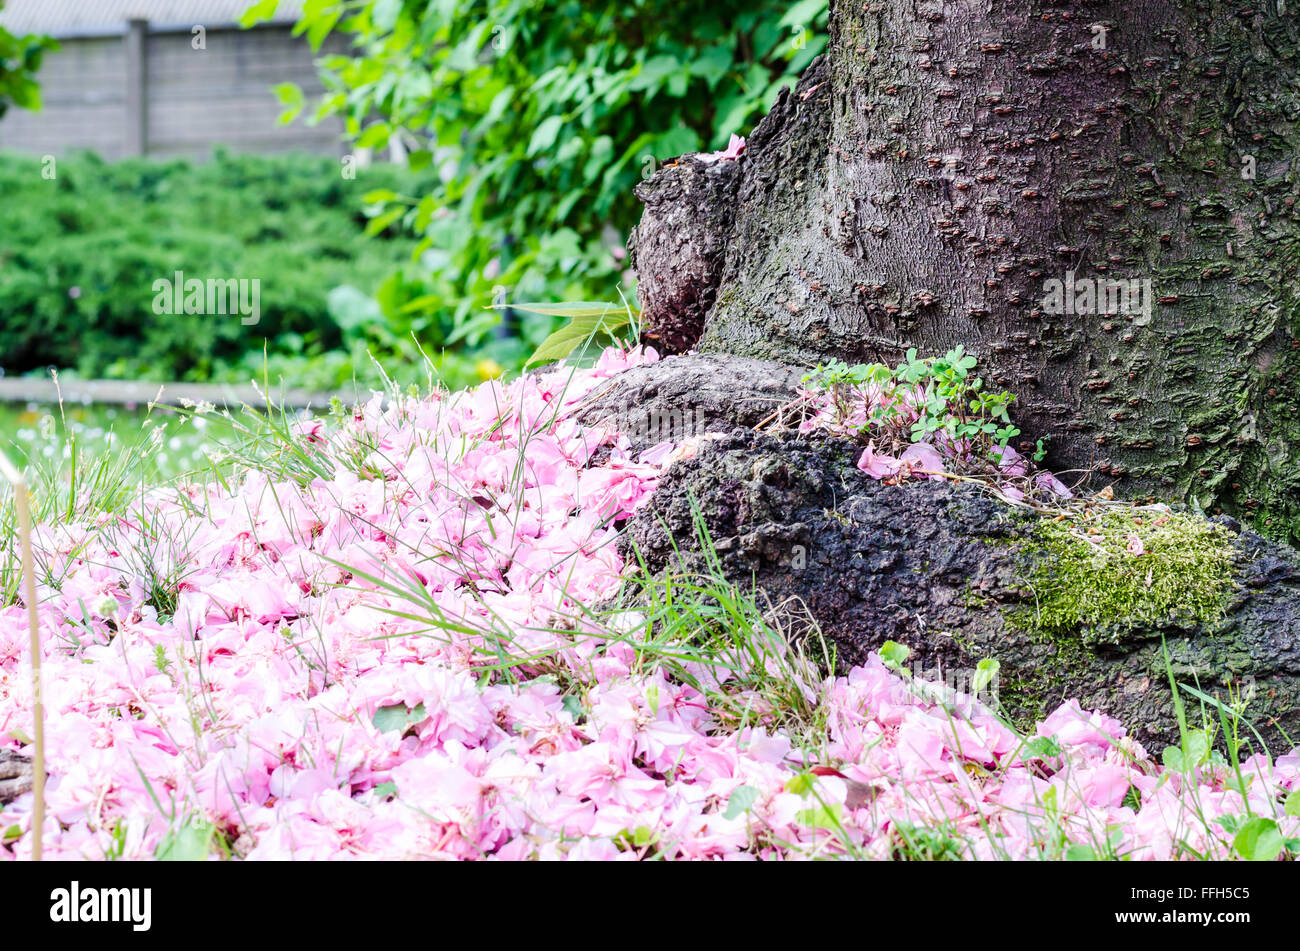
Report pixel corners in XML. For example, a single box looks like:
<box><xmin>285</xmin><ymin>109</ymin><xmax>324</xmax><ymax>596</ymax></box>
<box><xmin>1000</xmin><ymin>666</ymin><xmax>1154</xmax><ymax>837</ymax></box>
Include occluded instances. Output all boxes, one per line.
<box><xmin>0</xmin><ymin>378</ymin><xmax>348</xmax><ymax>410</ymax></box>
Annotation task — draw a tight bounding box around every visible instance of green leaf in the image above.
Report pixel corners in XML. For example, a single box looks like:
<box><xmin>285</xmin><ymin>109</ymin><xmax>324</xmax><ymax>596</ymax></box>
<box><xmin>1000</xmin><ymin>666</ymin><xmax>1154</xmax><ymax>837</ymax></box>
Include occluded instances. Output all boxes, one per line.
<box><xmin>238</xmin><ymin>0</ymin><xmax>280</xmax><ymax>28</ymax></box>
<box><xmin>1064</xmin><ymin>843</ymin><xmax>1097</xmax><ymax>861</ymax></box>
<box><xmin>711</xmin><ymin>97</ymin><xmax>758</xmax><ymax>143</ymax></box>
<box><xmin>654</xmin><ymin>125</ymin><xmax>701</xmax><ymax>160</ymax></box>
<box><xmin>1184</xmin><ymin>729</ymin><xmax>1211</xmax><ymax>766</ymax></box>
<box><xmin>879</xmin><ymin>640</ymin><xmax>910</xmax><ymax>671</ymax></box>
<box><xmin>155</xmin><ymin>818</ymin><xmax>216</xmax><ymax>861</ymax></box>
<box><xmin>527</xmin><ymin>116</ymin><xmax>565</xmax><ymax>157</ymax></box>
<box><xmin>372</xmin><ymin>702</ymin><xmax>426</xmax><ymax>735</ymax></box>
<box><xmin>503</xmin><ymin>301</ymin><xmax>621</xmax><ymax>319</ymax></box>
<box><xmin>691</xmin><ymin>45</ymin><xmax>733</xmax><ymax>89</ymax></box>
<box><xmin>8</xmin><ymin>77</ymin><xmax>40</xmax><ymax>111</ymax></box>
<box><xmin>371</xmin><ymin>0</ymin><xmax>403</xmax><ymax>32</ymax></box>
<box><xmin>1233</xmin><ymin>817</ymin><xmax>1285</xmax><ymax>861</ymax></box>
<box><xmin>373</xmin><ymin>781</ymin><xmax>398</xmax><ymax>800</ymax></box>
<box><xmin>356</xmin><ymin>122</ymin><xmax>392</xmax><ymax>148</ymax></box>
<box><xmin>724</xmin><ymin>785</ymin><xmax>759</xmax><ymax>819</ymax></box>
<box><xmin>1162</xmin><ymin>728</ymin><xmax>1211</xmax><ymax>773</ymax></box>
<box><xmin>521</xmin><ymin>303</ymin><xmax>632</xmax><ymax>366</ymax></box>
<box><xmin>1286</xmin><ymin>789</ymin><xmax>1300</xmax><ymax>818</ymax></box>
<box><xmin>627</xmin><ymin>54</ymin><xmax>685</xmax><ymax>94</ymax></box>
<box><xmin>784</xmin><ymin>773</ymin><xmax>815</xmax><ymax>795</ymax></box>
<box><xmin>972</xmin><ymin>657</ymin><xmax>1000</xmax><ymax>695</ymax></box>
<box><xmin>778</xmin><ymin>0</ymin><xmax>829</xmax><ymax>29</ymax></box>
<box><xmin>1023</xmin><ymin>736</ymin><xmax>1062</xmax><ymax>759</ymax></box>
<box><xmin>796</xmin><ymin>803</ymin><xmax>842</xmax><ymax>831</ymax></box>
<box><xmin>445</xmin><ymin>311</ymin><xmax>498</xmax><ymax>347</ymax></box>
<box><xmin>561</xmin><ymin>694</ymin><xmax>584</xmax><ymax>721</ymax></box>
<box><xmin>364</xmin><ymin>206</ymin><xmax>405</xmax><ymax>236</ymax></box>
<box><xmin>272</xmin><ymin>82</ymin><xmax>303</xmax><ymax>124</ymax></box>
<box><xmin>1215</xmin><ymin>814</ymin><xmax>1243</xmax><ymax>835</ymax></box>
<box><xmin>617</xmin><ymin>825</ymin><xmax>658</xmax><ymax>848</ymax></box>
<box><xmin>327</xmin><ymin>285</ymin><xmax>384</xmax><ymax>331</ymax></box>
<box><xmin>372</xmin><ymin>704</ymin><xmax>409</xmax><ymax>734</ymax></box>
<box><xmin>302</xmin><ymin>9</ymin><xmax>341</xmax><ymax>51</ymax></box>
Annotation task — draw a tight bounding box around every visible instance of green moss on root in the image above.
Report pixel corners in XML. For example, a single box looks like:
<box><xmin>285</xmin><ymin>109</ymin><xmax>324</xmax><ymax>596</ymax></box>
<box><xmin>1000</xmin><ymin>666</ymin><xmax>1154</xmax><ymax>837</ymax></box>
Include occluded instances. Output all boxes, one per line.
<box><xmin>1018</xmin><ymin>509</ymin><xmax>1237</xmax><ymax>645</ymax></box>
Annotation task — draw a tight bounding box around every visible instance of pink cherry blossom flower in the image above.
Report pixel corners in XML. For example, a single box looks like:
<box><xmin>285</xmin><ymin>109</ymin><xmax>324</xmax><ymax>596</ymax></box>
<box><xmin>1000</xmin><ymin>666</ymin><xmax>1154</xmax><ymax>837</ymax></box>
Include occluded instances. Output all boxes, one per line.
<box><xmin>701</xmin><ymin>134</ymin><xmax>746</xmax><ymax>163</ymax></box>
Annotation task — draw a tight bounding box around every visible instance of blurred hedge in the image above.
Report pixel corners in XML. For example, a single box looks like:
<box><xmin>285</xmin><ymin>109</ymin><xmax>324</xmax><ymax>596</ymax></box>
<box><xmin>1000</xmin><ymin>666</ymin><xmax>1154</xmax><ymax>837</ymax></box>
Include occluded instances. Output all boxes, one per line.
<box><xmin>0</xmin><ymin>150</ymin><xmax>448</xmax><ymax>386</ymax></box>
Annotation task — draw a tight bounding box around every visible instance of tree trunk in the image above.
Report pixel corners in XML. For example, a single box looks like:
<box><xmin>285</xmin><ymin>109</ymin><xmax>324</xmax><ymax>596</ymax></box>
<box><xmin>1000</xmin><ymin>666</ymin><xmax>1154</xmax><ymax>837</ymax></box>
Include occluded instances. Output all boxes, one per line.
<box><xmin>632</xmin><ymin>0</ymin><xmax>1300</xmax><ymax>543</ymax></box>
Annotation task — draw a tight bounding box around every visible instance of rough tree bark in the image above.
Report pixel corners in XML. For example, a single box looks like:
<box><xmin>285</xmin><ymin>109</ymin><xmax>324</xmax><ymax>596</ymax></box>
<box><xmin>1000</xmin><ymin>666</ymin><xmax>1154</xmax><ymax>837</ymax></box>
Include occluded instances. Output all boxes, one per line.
<box><xmin>632</xmin><ymin>0</ymin><xmax>1300</xmax><ymax>542</ymax></box>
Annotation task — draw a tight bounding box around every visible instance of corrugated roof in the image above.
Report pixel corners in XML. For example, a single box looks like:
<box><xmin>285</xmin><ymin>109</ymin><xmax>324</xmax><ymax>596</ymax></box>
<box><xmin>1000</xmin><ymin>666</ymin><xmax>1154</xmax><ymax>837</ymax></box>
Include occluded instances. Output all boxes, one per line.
<box><xmin>0</xmin><ymin>1</ymin><xmax>304</xmax><ymax>35</ymax></box>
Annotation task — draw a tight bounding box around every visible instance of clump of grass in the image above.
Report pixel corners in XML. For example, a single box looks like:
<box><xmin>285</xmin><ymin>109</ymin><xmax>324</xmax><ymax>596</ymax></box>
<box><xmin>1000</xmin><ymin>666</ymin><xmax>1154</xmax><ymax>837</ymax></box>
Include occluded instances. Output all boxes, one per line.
<box><xmin>889</xmin><ymin>821</ymin><xmax>973</xmax><ymax>861</ymax></box>
<box><xmin>1</xmin><ymin>401</ymin><xmax>162</xmax><ymax>606</ymax></box>
<box><xmin>1024</xmin><ymin>507</ymin><xmax>1237</xmax><ymax>641</ymax></box>
<box><xmin>615</xmin><ymin>502</ymin><xmax>835</xmax><ymax>749</ymax></box>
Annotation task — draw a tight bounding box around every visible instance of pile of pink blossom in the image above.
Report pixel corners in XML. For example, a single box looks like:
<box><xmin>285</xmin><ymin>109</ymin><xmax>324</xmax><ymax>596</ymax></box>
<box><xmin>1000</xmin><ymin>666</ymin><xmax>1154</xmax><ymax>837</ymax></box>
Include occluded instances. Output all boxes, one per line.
<box><xmin>1</xmin><ymin>347</ymin><xmax>1296</xmax><ymax>860</ymax></box>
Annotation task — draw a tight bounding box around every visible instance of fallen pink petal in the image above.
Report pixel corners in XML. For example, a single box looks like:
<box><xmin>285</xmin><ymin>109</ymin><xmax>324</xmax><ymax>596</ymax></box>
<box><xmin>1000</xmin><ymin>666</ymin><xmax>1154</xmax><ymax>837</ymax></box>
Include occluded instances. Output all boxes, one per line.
<box><xmin>1</xmin><ymin>348</ymin><xmax>1293</xmax><ymax>863</ymax></box>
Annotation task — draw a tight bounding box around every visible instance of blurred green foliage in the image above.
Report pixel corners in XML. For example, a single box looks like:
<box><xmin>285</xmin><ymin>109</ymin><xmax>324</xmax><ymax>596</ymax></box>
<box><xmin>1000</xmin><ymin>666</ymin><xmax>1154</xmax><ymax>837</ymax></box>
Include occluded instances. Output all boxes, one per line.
<box><xmin>1</xmin><ymin>0</ymin><xmax>829</xmax><ymax>391</ymax></box>
<box><xmin>253</xmin><ymin>0</ymin><xmax>830</xmax><ymax>360</ymax></box>
<box><xmin>0</xmin><ymin>151</ymin><xmax>519</xmax><ymax>389</ymax></box>
<box><xmin>0</xmin><ymin>1</ymin><xmax>57</xmax><ymax>118</ymax></box>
